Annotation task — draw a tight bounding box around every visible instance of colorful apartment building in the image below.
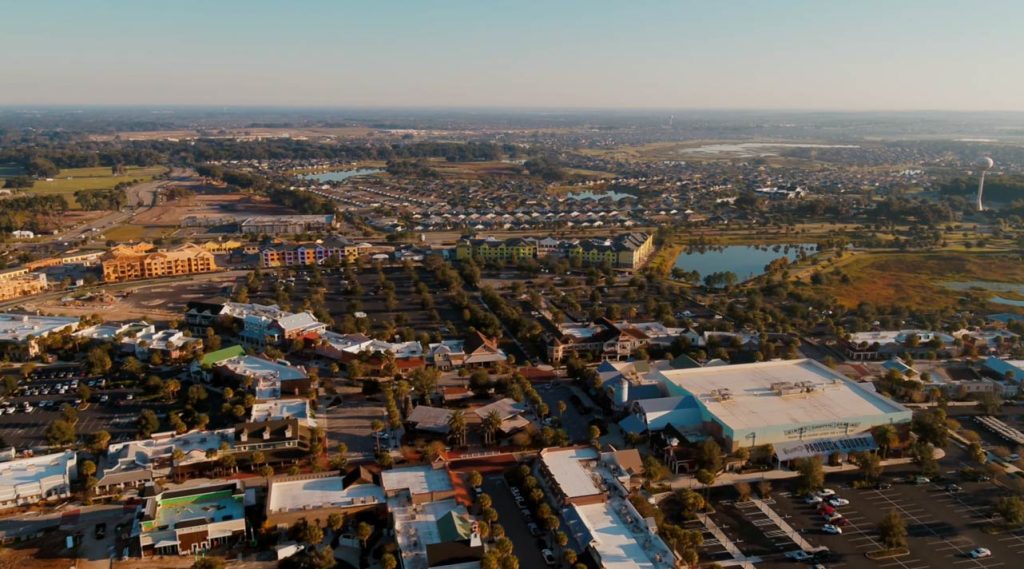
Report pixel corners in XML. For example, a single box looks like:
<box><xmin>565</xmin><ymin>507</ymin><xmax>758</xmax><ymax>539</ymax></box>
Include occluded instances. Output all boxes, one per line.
<box><xmin>102</xmin><ymin>243</ymin><xmax>218</xmax><ymax>282</ymax></box>
<box><xmin>0</xmin><ymin>272</ymin><xmax>47</xmax><ymax>301</ymax></box>
<box><xmin>260</xmin><ymin>237</ymin><xmax>362</xmax><ymax>267</ymax></box>
<box><xmin>456</xmin><ymin>232</ymin><xmax>653</xmax><ymax>269</ymax></box>
<box><xmin>454</xmin><ymin>237</ymin><xmax>537</xmax><ymax>262</ymax></box>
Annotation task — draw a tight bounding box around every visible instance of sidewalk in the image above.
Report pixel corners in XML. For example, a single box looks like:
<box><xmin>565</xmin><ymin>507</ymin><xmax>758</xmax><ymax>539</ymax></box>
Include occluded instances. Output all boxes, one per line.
<box><xmin>669</xmin><ymin>452</ymin><xmax>939</xmax><ymax>490</ymax></box>
<box><xmin>749</xmin><ymin>497</ymin><xmax>817</xmax><ymax>552</ymax></box>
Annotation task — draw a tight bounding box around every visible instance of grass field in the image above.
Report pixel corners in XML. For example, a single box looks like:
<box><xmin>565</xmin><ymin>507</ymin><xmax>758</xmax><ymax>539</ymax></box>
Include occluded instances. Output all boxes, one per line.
<box><xmin>813</xmin><ymin>251</ymin><xmax>1024</xmax><ymax>309</ymax></box>
<box><xmin>28</xmin><ymin>166</ymin><xmax>168</xmax><ymax>207</ymax></box>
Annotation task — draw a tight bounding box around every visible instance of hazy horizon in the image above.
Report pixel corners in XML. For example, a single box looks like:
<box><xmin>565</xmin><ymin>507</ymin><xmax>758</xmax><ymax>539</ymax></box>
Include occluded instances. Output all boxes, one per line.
<box><xmin>4</xmin><ymin>0</ymin><xmax>1023</xmax><ymax>111</ymax></box>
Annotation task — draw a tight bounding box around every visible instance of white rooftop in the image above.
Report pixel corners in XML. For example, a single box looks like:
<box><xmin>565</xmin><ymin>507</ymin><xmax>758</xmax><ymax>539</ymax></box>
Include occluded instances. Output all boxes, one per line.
<box><xmin>380</xmin><ymin>465</ymin><xmax>453</xmax><ymax>496</ymax></box>
<box><xmin>250</xmin><ymin>399</ymin><xmax>315</xmax><ymax>427</ymax></box>
<box><xmin>577</xmin><ymin>501</ymin><xmax>672</xmax><ymax>569</ymax></box>
<box><xmin>0</xmin><ymin>451</ymin><xmax>75</xmax><ymax>502</ymax></box>
<box><xmin>540</xmin><ymin>447</ymin><xmax>601</xmax><ymax>499</ymax></box>
<box><xmin>0</xmin><ymin>314</ymin><xmax>78</xmax><ymax>342</ymax></box>
<box><xmin>657</xmin><ymin>359</ymin><xmax>909</xmax><ymax>432</ymax></box>
<box><xmin>267</xmin><ymin>476</ymin><xmax>385</xmax><ymax>513</ymax></box>
<box><xmin>218</xmin><ymin>355</ymin><xmax>307</xmax><ymax>382</ymax></box>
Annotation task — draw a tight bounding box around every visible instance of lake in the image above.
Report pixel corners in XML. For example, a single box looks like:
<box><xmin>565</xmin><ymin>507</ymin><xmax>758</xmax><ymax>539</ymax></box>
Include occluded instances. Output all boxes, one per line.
<box><xmin>945</xmin><ymin>281</ymin><xmax>1024</xmax><ymax>306</ymax></box>
<box><xmin>673</xmin><ymin>244</ymin><xmax>817</xmax><ymax>281</ymax></box>
<box><xmin>302</xmin><ymin>168</ymin><xmax>382</xmax><ymax>182</ymax></box>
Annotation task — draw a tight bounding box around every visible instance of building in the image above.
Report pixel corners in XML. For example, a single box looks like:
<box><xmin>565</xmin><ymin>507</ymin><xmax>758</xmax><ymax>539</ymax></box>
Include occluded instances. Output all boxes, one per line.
<box><xmin>102</xmin><ymin>243</ymin><xmax>218</xmax><ymax>282</ymax></box>
<box><xmin>455</xmin><ymin>236</ymin><xmax>537</xmax><ymax>263</ymax></box>
<box><xmin>0</xmin><ymin>451</ymin><xmax>77</xmax><ymax>510</ymax></box>
<box><xmin>250</xmin><ymin>398</ymin><xmax>317</xmax><ymax>428</ymax></box>
<box><xmin>0</xmin><ymin>272</ymin><xmax>47</xmax><ymax>301</ymax></box>
<box><xmin>380</xmin><ymin>465</ymin><xmax>480</xmax><ymax>569</ymax></box>
<box><xmin>537</xmin><ymin>447</ymin><xmax>676</xmax><ymax>569</ymax></box>
<box><xmin>137</xmin><ymin>482</ymin><xmax>247</xmax><ymax>557</ymax></box>
<box><xmin>472</xmin><ymin>398</ymin><xmax>530</xmax><ymax>435</ymax></box>
<box><xmin>0</xmin><ymin>313</ymin><xmax>79</xmax><ymax>357</ymax></box>
<box><xmin>427</xmin><ymin>331</ymin><xmax>507</xmax><ymax>370</ymax></box>
<box><xmin>260</xmin><ymin>236</ymin><xmax>363</xmax><ymax>267</ymax></box>
<box><xmin>455</xmin><ymin>232</ymin><xmax>654</xmax><ymax>269</ymax></box>
<box><xmin>568</xmin><ymin>232</ymin><xmax>654</xmax><ymax>269</ymax></box>
<box><xmin>97</xmin><ymin>430</ymin><xmax>235</xmax><ymax>494</ymax></box>
<box><xmin>265</xmin><ymin>470</ymin><xmax>385</xmax><ymax>527</ymax></box>
<box><xmin>619</xmin><ymin>359</ymin><xmax>913</xmax><ymax>454</ymax></box>
<box><xmin>547</xmin><ymin>318</ymin><xmax>654</xmax><ymax>363</ymax></box>
<box><xmin>844</xmin><ymin>330</ymin><xmax>956</xmax><ymax>361</ymax></box>
<box><xmin>238</xmin><ymin>214</ymin><xmax>335</xmax><ymax>235</ymax></box>
<box><xmin>213</xmin><ymin>355</ymin><xmax>311</xmax><ymax>399</ymax></box>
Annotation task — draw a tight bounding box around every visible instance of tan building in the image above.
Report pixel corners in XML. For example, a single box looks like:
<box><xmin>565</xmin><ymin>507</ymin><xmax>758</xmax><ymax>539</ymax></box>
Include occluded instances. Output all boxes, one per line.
<box><xmin>103</xmin><ymin>243</ymin><xmax>218</xmax><ymax>282</ymax></box>
<box><xmin>0</xmin><ymin>272</ymin><xmax>47</xmax><ymax>301</ymax></box>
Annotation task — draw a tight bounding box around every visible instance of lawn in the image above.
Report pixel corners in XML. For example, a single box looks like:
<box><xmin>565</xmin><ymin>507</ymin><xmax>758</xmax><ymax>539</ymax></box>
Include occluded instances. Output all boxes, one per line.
<box><xmin>812</xmin><ymin>251</ymin><xmax>1024</xmax><ymax>310</ymax></box>
<box><xmin>27</xmin><ymin>165</ymin><xmax>168</xmax><ymax>207</ymax></box>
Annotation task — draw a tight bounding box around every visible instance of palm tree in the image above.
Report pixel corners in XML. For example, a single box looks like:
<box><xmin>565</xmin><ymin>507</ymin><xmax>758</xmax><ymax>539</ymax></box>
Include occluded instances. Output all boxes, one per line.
<box><xmin>874</xmin><ymin>424</ymin><xmax>899</xmax><ymax>458</ymax></box>
<box><xmin>557</xmin><ymin>400</ymin><xmax>567</xmax><ymax>418</ymax></box>
<box><xmin>370</xmin><ymin>419</ymin><xmax>385</xmax><ymax>452</ymax></box>
<box><xmin>447</xmin><ymin>410</ymin><xmax>467</xmax><ymax>447</ymax></box>
<box><xmin>483</xmin><ymin>410</ymin><xmax>503</xmax><ymax>446</ymax></box>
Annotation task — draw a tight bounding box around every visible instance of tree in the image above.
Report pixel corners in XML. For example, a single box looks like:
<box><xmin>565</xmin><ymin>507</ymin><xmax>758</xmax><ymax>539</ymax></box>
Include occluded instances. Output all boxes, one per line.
<box><xmin>757</xmin><ymin>480</ymin><xmax>773</xmax><ymax>498</ymax></box>
<box><xmin>191</xmin><ymin>558</ymin><xmax>226</xmax><ymax>569</ymax></box>
<box><xmin>878</xmin><ymin>509</ymin><xmax>908</xmax><ymax>550</ymax></box>
<box><xmin>912</xmin><ymin>442</ymin><xmax>940</xmax><ymax>478</ymax></box>
<box><xmin>853</xmin><ymin>451</ymin><xmax>882</xmax><ymax>482</ymax></box>
<box><xmin>468</xmin><ymin>470</ymin><xmax>483</xmax><ymax>489</ymax></box>
<box><xmin>588</xmin><ymin>424</ymin><xmax>602</xmax><ymax>445</ymax></box>
<box><xmin>356</xmin><ymin>521</ymin><xmax>374</xmax><ymax>549</ymax></box>
<box><xmin>87</xmin><ymin>346</ymin><xmax>112</xmax><ymax>376</ymax></box>
<box><xmin>995</xmin><ymin>496</ymin><xmax>1024</xmax><ymax>526</ymax></box>
<box><xmin>795</xmin><ymin>456</ymin><xmax>824</xmax><ymax>493</ymax></box>
<box><xmin>80</xmin><ymin>459</ymin><xmax>97</xmax><ymax>478</ymax></box>
<box><xmin>697</xmin><ymin>438</ymin><xmax>723</xmax><ymax>474</ymax></box>
<box><xmin>46</xmin><ymin>419</ymin><xmax>76</xmax><ymax>446</ymax></box>
<box><xmin>734</xmin><ymin>481</ymin><xmax>752</xmax><ymax>502</ymax></box>
<box><xmin>91</xmin><ymin>430</ymin><xmax>111</xmax><ymax>455</ymax></box>
<box><xmin>381</xmin><ymin>553</ymin><xmax>398</xmax><ymax>569</ymax></box>
<box><xmin>873</xmin><ymin>424</ymin><xmax>899</xmax><ymax>458</ymax></box>
<box><xmin>291</xmin><ymin>518</ymin><xmax>324</xmax><ymax>546</ymax></box>
<box><xmin>482</xmin><ymin>410</ymin><xmax>503</xmax><ymax>446</ymax></box>
<box><xmin>447</xmin><ymin>410</ymin><xmax>467</xmax><ymax>447</ymax></box>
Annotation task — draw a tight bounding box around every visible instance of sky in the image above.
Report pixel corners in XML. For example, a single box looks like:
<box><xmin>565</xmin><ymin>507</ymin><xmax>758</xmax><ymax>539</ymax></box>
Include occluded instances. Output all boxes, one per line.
<box><xmin>1</xmin><ymin>0</ymin><xmax>1022</xmax><ymax>111</ymax></box>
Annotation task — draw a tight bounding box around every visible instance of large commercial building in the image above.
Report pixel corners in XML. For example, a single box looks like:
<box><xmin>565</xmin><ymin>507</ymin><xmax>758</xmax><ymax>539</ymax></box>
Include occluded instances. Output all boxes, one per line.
<box><xmin>0</xmin><ymin>313</ymin><xmax>79</xmax><ymax>357</ymax></box>
<box><xmin>0</xmin><ymin>451</ymin><xmax>77</xmax><ymax>510</ymax></box>
<box><xmin>620</xmin><ymin>359</ymin><xmax>912</xmax><ymax>455</ymax></box>
<box><xmin>102</xmin><ymin>243</ymin><xmax>217</xmax><ymax>282</ymax></box>
<box><xmin>239</xmin><ymin>214</ymin><xmax>336</xmax><ymax>235</ymax></box>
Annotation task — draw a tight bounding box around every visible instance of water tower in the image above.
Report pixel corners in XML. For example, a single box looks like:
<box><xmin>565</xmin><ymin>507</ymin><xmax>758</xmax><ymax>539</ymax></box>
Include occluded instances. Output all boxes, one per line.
<box><xmin>976</xmin><ymin>156</ymin><xmax>994</xmax><ymax>211</ymax></box>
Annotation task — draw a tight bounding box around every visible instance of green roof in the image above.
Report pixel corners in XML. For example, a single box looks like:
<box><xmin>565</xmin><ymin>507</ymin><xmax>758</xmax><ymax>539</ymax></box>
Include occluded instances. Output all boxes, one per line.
<box><xmin>436</xmin><ymin>509</ymin><xmax>473</xmax><ymax>542</ymax></box>
<box><xmin>200</xmin><ymin>345</ymin><xmax>245</xmax><ymax>367</ymax></box>
<box><xmin>670</xmin><ymin>353</ymin><xmax>702</xmax><ymax>370</ymax></box>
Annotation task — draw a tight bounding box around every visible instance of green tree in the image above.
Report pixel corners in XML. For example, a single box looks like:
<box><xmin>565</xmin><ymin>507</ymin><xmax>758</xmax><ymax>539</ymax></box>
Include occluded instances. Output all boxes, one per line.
<box><xmin>995</xmin><ymin>496</ymin><xmax>1024</xmax><ymax>525</ymax></box>
<box><xmin>795</xmin><ymin>456</ymin><xmax>824</xmax><ymax>493</ymax></box>
<box><xmin>87</xmin><ymin>346</ymin><xmax>112</xmax><ymax>376</ymax></box>
<box><xmin>137</xmin><ymin>409</ymin><xmax>159</xmax><ymax>438</ymax></box>
<box><xmin>191</xmin><ymin>558</ymin><xmax>226</xmax><ymax>569</ymax></box>
<box><xmin>356</xmin><ymin>521</ymin><xmax>374</xmax><ymax>549</ymax></box>
<box><xmin>46</xmin><ymin>419</ymin><xmax>76</xmax><ymax>446</ymax></box>
<box><xmin>878</xmin><ymin>509</ymin><xmax>908</xmax><ymax>550</ymax></box>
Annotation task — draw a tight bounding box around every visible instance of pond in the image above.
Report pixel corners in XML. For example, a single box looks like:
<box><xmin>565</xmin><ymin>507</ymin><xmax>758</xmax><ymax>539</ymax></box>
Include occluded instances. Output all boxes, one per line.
<box><xmin>302</xmin><ymin>168</ymin><xmax>382</xmax><ymax>182</ymax></box>
<box><xmin>673</xmin><ymin>244</ymin><xmax>817</xmax><ymax>281</ymax></box>
<box><xmin>566</xmin><ymin>190</ymin><xmax>634</xmax><ymax>201</ymax></box>
<box><xmin>945</xmin><ymin>281</ymin><xmax>1024</xmax><ymax>306</ymax></box>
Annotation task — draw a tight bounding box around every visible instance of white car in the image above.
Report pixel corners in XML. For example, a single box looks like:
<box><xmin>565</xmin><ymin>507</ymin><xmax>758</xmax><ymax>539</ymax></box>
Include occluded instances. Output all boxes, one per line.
<box><xmin>822</xmin><ymin>524</ymin><xmax>842</xmax><ymax>535</ymax></box>
<box><xmin>968</xmin><ymin>548</ymin><xmax>991</xmax><ymax>559</ymax></box>
<box><xmin>541</xmin><ymin>549</ymin><xmax>556</xmax><ymax>566</ymax></box>
<box><xmin>828</xmin><ymin>497</ymin><xmax>849</xmax><ymax>507</ymax></box>
<box><xmin>784</xmin><ymin>551</ymin><xmax>813</xmax><ymax>561</ymax></box>
<box><xmin>805</xmin><ymin>494</ymin><xmax>823</xmax><ymax>504</ymax></box>
<box><xmin>816</xmin><ymin>488</ymin><xmax>836</xmax><ymax>498</ymax></box>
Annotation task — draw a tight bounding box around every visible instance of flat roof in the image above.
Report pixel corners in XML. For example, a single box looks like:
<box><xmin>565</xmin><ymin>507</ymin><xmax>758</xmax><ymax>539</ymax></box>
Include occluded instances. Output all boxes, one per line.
<box><xmin>540</xmin><ymin>447</ymin><xmax>601</xmax><ymax>499</ymax></box>
<box><xmin>250</xmin><ymin>399</ymin><xmax>315</xmax><ymax>427</ymax></box>
<box><xmin>0</xmin><ymin>314</ymin><xmax>78</xmax><ymax>342</ymax></box>
<box><xmin>657</xmin><ymin>359</ymin><xmax>909</xmax><ymax>433</ymax></box>
<box><xmin>576</xmin><ymin>501</ymin><xmax>671</xmax><ymax>569</ymax></box>
<box><xmin>218</xmin><ymin>355</ymin><xmax>307</xmax><ymax>382</ymax></box>
<box><xmin>268</xmin><ymin>476</ymin><xmax>384</xmax><ymax>513</ymax></box>
<box><xmin>380</xmin><ymin>465</ymin><xmax>453</xmax><ymax>495</ymax></box>
<box><xmin>154</xmin><ymin>486</ymin><xmax>243</xmax><ymax>529</ymax></box>
<box><xmin>0</xmin><ymin>451</ymin><xmax>74</xmax><ymax>500</ymax></box>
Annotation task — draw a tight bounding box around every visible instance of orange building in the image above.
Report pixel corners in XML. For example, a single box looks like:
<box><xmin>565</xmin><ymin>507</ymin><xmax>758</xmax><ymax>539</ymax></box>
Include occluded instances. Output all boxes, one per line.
<box><xmin>102</xmin><ymin>243</ymin><xmax>218</xmax><ymax>282</ymax></box>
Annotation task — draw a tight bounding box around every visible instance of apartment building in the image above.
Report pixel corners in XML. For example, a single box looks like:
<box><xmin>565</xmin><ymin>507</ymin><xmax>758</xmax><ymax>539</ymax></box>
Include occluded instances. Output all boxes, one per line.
<box><xmin>0</xmin><ymin>272</ymin><xmax>47</xmax><ymax>301</ymax></box>
<box><xmin>259</xmin><ymin>236</ymin><xmax>362</xmax><ymax>267</ymax></box>
<box><xmin>102</xmin><ymin>243</ymin><xmax>218</xmax><ymax>282</ymax></box>
<box><xmin>455</xmin><ymin>232</ymin><xmax>654</xmax><ymax>269</ymax></box>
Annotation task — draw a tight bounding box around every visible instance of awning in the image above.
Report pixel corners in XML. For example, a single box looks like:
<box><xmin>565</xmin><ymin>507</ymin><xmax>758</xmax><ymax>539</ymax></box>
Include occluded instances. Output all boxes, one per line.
<box><xmin>774</xmin><ymin>434</ymin><xmax>877</xmax><ymax>461</ymax></box>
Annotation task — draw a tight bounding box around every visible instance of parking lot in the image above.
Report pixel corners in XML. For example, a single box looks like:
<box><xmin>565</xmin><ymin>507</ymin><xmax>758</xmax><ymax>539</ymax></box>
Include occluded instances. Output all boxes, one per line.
<box><xmin>321</xmin><ymin>393</ymin><xmax>386</xmax><ymax>458</ymax></box>
<box><xmin>0</xmin><ymin>366</ymin><xmax>147</xmax><ymax>448</ymax></box>
<box><xmin>481</xmin><ymin>474</ymin><xmax>548</xmax><ymax>569</ymax></box>
<box><xmin>759</xmin><ymin>475</ymin><xmax>1012</xmax><ymax>569</ymax></box>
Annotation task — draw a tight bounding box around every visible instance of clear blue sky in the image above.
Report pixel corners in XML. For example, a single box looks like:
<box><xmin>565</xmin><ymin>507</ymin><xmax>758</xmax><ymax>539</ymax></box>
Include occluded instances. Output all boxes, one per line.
<box><xmin>2</xmin><ymin>0</ymin><xmax>1021</xmax><ymax>110</ymax></box>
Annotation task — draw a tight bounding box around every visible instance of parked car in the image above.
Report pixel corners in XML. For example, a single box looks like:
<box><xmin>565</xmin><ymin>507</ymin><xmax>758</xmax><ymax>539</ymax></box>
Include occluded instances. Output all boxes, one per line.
<box><xmin>913</xmin><ymin>476</ymin><xmax>930</xmax><ymax>485</ymax></box>
<box><xmin>822</xmin><ymin>524</ymin><xmax>842</xmax><ymax>535</ymax></box>
<box><xmin>968</xmin><ymin>548</ymin><xmax>992</xmax><ymax>559</ymax></box>
<box><xmin>541</xmin><ymin>549</ymin><xmax>556</xmax><ymax>566</ymax></box>
<box><xmin>816</xmin><ymin>488</ymin><xmax>836</xmax><ymax>498</ymax></box>
<box><xmin>874</xmin><ymin>481</ymin><xmax>893</xmax><ymax>490</ymax></box>
<box><xmin>827</xmin><ymin>497</ymin><xmax>849</xmax><ymax>507</ymax></box>
<box><xmin>784</xmin><ymin>551</ymin><xmax>813</xmax><ymax>561</ymax></box>
<box><xmin>805</xmin><ymin>494</ymin><xmax>823</xmax><ymax>505</ymax></box>
<box><xmin>945</xmin><ymin>484</ymin><xmax>963</xmax><ymax>493</ymax></box>
<box><xmin>527</xmin><ymin>523</ymin><xmax>543</xmax><ymax>537</ymax></box>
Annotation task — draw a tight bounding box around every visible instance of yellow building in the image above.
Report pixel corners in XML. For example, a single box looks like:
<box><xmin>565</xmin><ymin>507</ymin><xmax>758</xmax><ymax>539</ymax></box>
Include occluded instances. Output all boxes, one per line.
<box><xmin>202</xmin><ymin>240</ymin><xmax>243</xmax><ymax>253</ymax></box>
<box><xmin>102</xmin><ymin>243</ymin><xmax>218</xmax><ymax>282</ymax></box>
<box><xmin>567</xmin><ymin>232</ymin><xmax>654</xmax><ymax>269</ymax></box>
<box><xmin>0</xmin><ymin>272</ymin><xmax>47</xmax><ymax>301</ymax></box>
<box><xmin>455</xmin><ymin>237</ymin><xmax>537</xmax><ymax>263</ymax></box>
